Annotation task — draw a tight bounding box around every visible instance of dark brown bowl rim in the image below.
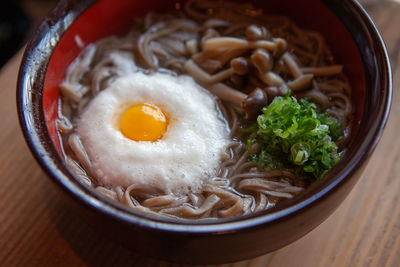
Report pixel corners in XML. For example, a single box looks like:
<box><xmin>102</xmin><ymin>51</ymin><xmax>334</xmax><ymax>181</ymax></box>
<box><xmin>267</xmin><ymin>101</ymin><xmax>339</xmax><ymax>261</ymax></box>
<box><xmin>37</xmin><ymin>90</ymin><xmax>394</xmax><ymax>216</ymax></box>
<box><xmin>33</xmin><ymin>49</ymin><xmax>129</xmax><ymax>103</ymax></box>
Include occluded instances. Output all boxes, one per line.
<box><xmin>17</xmin><ymin>0</ymin><xmax>392</xmax><ymax>234</ymax></box>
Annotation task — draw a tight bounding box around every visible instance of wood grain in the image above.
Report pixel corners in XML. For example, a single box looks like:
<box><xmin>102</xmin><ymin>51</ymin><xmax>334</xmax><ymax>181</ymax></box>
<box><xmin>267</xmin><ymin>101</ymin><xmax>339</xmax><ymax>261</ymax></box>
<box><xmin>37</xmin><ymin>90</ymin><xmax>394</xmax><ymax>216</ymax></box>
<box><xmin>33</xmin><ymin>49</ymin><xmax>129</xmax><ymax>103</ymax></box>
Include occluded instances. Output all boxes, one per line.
<box><xmin>0</xmin><ymin>1</ymin><xmax>399</xmax><ymax>266</ymax></box>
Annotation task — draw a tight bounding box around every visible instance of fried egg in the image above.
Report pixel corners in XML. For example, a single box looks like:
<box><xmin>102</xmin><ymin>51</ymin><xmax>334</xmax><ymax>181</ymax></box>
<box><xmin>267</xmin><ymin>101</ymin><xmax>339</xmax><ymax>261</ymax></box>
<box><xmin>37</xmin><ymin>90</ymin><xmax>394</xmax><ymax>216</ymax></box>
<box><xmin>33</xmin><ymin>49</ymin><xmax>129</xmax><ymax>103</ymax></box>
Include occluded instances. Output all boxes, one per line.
<box><xmin>77</xmin><ymin>72</ymin><xmax>230</xmax><ymax>195</ymax></box>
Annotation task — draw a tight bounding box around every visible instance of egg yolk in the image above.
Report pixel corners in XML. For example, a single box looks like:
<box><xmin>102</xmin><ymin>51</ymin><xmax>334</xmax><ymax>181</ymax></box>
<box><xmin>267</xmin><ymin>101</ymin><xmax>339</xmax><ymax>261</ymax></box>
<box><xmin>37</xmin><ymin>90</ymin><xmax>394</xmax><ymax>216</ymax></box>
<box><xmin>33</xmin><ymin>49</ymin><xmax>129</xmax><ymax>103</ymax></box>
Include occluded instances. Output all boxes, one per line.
<box><xmin>120</xmin><ymin>104</ymin><xmax>167</xmax><ymax>141</ymax></box>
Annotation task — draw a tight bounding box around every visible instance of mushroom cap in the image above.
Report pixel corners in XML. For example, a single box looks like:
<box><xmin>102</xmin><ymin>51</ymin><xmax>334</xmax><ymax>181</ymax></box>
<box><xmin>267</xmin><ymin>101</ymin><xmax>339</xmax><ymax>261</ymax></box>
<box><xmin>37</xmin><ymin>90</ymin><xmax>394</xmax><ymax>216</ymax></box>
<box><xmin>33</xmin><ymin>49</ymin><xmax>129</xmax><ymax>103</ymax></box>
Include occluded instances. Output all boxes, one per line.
<box><xmin>242</xmin><ymin>88</ymin><xmax>269</xmax><ymax>120</ymax></box>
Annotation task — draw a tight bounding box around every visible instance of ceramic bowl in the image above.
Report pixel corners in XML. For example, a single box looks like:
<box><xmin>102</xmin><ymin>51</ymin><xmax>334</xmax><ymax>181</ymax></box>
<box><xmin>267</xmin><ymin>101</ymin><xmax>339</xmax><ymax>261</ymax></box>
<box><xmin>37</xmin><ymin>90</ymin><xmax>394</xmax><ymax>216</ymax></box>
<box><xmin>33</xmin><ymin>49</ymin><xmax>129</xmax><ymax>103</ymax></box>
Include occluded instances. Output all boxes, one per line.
<box><xmin>17</xmin><ymin>0</ymin><xmax>392</xmax><ymax>264</ymax></box>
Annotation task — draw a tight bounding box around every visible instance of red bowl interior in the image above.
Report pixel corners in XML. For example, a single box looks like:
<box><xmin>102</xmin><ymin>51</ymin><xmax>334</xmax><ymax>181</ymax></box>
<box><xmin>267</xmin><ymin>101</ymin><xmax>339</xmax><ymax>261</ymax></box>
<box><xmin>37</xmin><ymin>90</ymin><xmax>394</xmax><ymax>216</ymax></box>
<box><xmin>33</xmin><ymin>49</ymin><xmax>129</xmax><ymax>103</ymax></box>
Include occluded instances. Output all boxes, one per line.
<box><xmin>43</xmin><ymin>0</ymin><xmax>365</xmax><ymax>154</ymax></box>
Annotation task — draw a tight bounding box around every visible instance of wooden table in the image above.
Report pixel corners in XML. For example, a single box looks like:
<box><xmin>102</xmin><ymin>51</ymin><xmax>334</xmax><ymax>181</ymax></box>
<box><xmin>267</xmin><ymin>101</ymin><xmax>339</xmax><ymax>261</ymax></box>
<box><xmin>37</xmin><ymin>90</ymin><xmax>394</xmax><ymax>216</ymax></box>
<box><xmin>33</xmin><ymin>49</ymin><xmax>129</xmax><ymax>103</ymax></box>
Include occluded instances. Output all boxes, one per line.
<box><xmin>1</xmin><ymin>1</ymin><xmax>399</xmax><ymax>266</ymax></box>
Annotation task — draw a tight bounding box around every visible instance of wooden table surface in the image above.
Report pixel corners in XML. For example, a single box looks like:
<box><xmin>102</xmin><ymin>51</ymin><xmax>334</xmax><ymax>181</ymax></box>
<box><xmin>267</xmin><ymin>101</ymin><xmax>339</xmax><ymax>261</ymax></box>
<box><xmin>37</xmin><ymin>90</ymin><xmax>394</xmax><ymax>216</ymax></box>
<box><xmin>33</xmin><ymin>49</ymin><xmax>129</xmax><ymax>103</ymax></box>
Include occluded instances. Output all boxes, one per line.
<box><xmin>1</xmin><ymin>1</ymin><xmax>399</xmax><ymax>266</ymax></box>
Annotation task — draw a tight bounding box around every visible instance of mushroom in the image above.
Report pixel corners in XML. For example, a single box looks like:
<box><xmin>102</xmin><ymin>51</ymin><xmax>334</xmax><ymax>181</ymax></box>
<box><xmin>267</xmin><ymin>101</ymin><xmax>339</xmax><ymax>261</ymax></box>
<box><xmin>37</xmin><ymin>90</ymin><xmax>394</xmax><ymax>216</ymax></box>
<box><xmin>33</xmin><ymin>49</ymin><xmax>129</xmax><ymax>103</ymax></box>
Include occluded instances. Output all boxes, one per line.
<box><xmin>242</xmin><ymin>88</ymin><xmax>269</xmax><ymax>120</ymax></box>
<box><xmin>264</xmin><ymin>86</ymin><xmax>282</xmax><ymax>99</ymax></box>
<box><xmin>199</xmin><ymin>59</ymin><xmax>223</xmax><ymax>73</ymax></box>
<box><xmin>245</xmin><ymin>24</ymin><xmax>271</xmax><ymax>41</ymax></box>
<box><xmin>251</xmin><ymin>48</ymin><xmax>273</xmax><ymax>73</ymax></box>
<box><xmin>282</xmin><ymin>53</ymin><xmax>302</xmax><ymax>78</ymax></box>
<box><xmin>203</xmin><ymin>37</ymin><xmax>276</xmax><ymax>51</ymax></box>
<box><xmin>287</xmin><ymin>74</ymin><xmax>314</xmax><ymax>91</ymax></box>
<box><xmin>201</xmin><ymin>28</ymin><xmax>220</xmax><ymax>47</ymax></box>
<box><xmin>257</xmin><ymin>71</ymin><xmax>284</xmax><ymax>86</ymax></box>
<box><xmin>216</xmin><ymin>48</ymin><xmax>248</xmax><ymax>65</ymax></box>
<box><xmin>230</xmin><ymin>57</ymin><xmax>250</xmax><ymax>75</ymax></box>
<box><xmin>184</xmin><ymin>59</ymin><xmax>235</xmax><ymax>83</ymax></box>
<box><xmin>272</xmin><ymin>38</ymin><xmax>287</xmax><ymax>58</ymax></box>
<box><xmin>209</xmin><ymin>83</ymin><xmax>268</xmax><ymax>120</ymax></box>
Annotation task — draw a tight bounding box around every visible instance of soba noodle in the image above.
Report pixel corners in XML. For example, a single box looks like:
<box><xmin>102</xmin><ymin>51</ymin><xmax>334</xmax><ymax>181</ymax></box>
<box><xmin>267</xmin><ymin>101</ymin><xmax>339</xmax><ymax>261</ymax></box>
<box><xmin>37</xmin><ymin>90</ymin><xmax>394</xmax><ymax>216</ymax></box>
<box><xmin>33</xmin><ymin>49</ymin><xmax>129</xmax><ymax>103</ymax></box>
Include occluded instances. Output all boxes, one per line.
<box><xmin>57</xmin><ymin>0</ymin><xmax>353</xmax><ymax>220</ymax></box>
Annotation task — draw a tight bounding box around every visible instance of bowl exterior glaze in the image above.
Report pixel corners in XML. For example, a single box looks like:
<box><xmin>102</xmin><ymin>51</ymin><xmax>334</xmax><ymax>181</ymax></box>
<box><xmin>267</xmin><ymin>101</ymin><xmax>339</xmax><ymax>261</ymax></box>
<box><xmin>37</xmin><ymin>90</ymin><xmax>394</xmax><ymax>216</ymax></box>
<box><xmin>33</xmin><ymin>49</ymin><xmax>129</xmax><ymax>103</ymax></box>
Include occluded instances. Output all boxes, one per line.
<box><xmin>17</xmin><ymin>0</ymin><xmax>391</xmax><ymax>264</ymax></box>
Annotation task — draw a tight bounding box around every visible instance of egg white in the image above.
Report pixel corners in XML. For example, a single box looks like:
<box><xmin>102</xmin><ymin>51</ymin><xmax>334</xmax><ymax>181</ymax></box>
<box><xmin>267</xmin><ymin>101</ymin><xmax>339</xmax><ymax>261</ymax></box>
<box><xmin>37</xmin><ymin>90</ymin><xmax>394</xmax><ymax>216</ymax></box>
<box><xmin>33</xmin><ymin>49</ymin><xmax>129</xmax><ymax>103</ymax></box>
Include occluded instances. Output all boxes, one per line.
<box><xmin>77</xmin><ymin>72</ymin><xmax>230</xmax><ymax>195</ymax></box>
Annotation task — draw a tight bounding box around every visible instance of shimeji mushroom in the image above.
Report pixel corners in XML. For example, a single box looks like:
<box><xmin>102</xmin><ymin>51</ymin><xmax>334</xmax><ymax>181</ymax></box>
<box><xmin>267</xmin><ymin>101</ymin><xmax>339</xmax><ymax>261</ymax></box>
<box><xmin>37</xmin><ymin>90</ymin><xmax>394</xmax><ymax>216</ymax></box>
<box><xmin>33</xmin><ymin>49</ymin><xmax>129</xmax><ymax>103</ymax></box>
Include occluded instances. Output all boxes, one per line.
<box><xmin>209</xmin><ymin>83</ymin><xmax>269</xmax><ymax>120</ymax></box>
<box><xmin>184</xmin><ymin>59</ymin><xmax>269</xmax><ymax>120</ymax></box>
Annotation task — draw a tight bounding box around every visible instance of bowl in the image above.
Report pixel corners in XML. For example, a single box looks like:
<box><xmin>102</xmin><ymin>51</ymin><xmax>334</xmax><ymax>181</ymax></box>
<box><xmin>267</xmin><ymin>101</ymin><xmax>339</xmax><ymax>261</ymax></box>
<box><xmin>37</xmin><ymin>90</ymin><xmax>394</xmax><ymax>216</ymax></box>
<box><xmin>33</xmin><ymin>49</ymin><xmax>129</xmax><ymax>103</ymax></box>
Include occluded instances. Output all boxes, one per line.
<box><xmin>17</xmin><ymin>0</ymin><xmax>392</xmax><ymax>264</ymax></box>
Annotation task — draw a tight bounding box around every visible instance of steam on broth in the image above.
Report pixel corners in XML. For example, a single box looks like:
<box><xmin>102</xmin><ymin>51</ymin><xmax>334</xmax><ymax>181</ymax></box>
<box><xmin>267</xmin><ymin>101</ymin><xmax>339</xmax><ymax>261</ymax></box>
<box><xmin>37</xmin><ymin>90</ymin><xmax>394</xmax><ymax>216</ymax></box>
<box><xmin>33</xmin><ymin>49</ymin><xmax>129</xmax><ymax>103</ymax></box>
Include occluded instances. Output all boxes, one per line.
<box><xmin>57</xmin><ymin>0</ymin><xmax>353</xmax><ymax>220</ymax></box>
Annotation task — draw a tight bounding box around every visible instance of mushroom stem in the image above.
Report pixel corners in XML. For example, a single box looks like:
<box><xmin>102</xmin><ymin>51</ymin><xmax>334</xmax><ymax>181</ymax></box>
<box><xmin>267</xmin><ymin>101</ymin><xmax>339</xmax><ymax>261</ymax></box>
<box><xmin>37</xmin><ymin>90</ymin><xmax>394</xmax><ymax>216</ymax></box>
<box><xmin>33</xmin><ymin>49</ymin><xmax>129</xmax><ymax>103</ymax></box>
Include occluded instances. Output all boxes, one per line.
<box><xmin>287</xmin><ymin>74</ymin><xmax>314</xmax><ymax>91</ymax></box>
<box><xmin>209</xmin><ymin>84</ymin><xmax>268</xmax><ymax>120</ymax></box>
<box><xmin>216</xmin><ymin>48</ymin><xmax>248</xmax><ymax>65</ymax></box>
<box><xmin>185</xmin><ymin>60</ymin><xmax>269</xmax><ymax>121</ymax></box>
<box><xmin>282</xmin><ymin>53</ymin><xmax>302</xmax><ymax>78</ymax></box>
<box><xmin>184</xmin><ymin>59</ymin><xmax>235</xmax><ymax>83</ymax></box>
<box><xmin>251</xmin><ymin>48</ymin><xmax>273</xmax><ymax>73</ymax></box>
<box><xmin>204</xmin><ymin>37</ymin><xmax>276</xmax><ymax>51</ymax></box>
<box><xmin>257</xmin><ymin>71</ymin><xmax>284</xmax><ymax>86</ymax></box>
<box><xmin>209</xmin><ymin>83</ymin><xmax>247</xmax><ymax>106</ymax></box>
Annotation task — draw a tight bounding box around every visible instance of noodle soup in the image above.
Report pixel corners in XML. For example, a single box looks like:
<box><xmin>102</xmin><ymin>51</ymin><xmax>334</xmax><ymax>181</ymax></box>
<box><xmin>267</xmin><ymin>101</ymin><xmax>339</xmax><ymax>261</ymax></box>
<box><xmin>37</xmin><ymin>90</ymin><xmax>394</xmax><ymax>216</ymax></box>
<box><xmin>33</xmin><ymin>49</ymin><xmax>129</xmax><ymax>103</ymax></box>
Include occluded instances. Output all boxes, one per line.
<box><xmin>57</xmin><ymin>0</ymin><xmax>353</xmax><ymax>220</ymax></box>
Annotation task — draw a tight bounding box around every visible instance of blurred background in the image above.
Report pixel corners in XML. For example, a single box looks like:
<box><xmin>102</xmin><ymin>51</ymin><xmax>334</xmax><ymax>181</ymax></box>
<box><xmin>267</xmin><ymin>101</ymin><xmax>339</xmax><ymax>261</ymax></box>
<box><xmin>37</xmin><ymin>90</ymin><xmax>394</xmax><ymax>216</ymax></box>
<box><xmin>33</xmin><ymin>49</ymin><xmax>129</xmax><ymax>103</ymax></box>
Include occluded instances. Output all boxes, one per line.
<box><xmin>0</xmin><ymin>0</ymin><xmax>56</xmax><ymax>69</ymax></box>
